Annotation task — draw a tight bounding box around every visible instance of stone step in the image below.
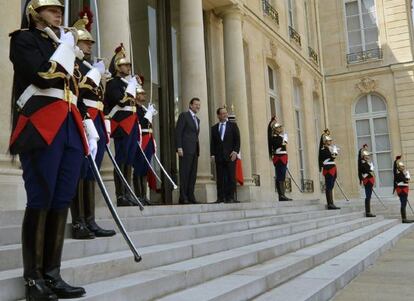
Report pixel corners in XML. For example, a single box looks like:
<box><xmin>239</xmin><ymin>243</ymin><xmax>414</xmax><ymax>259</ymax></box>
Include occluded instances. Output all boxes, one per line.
<box><xmin>0</xmin><ymin>213</ymin><xmax>366</xmax><ymax>301</ymax></box>
<box><xmin>253</xmin><ymin>223</ymin><xmax>414</xmax><ymax>301</ymax></box>
<box><xmin>0</xmin><ymin>200</ymin><xmax>321</xmax><ymax>227</ymax></box>
<box><xmin>156</xmin><ymin>219</ymin><xmax>398</xmax><ymax>301</ymax></box>
<box><xmin>60</xmin><ymin>216</ymin><xmax>381</xmax><ymax>301</ymax></box>
<box><xmin>0</xmin><ymin>203</ymin><xmax>325</xmax><ymax>246</ymax></box>
<box><xmin>0</xmin><ymin>209</ymin><xmax>342</xmax><ymax>271</ymax></box>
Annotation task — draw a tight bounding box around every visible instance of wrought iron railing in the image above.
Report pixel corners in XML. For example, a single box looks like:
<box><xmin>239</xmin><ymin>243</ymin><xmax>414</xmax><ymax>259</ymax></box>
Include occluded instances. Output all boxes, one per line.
<box><xmin>289</xmin><ymin>26</ymin><xmax>301</xmax><ymax>46</ymax></box>
<box><xmin>301</xmin><ymin>179</ymin><xmax>314</xmax><ymax>193</ymax></box>
<box><xmin>308</xmin><ymin>47</ymin><xmax>318</xmax><ymax>65</ymax></box>
<box><xmin>262</xmin><ymin>0</ymin><xmax>279</xmax><ymax>25</ymax></box>
<box><xmin>347</xmin><ymin>47</ymin><xmax>383</xmax><ymax>64</ymax></box>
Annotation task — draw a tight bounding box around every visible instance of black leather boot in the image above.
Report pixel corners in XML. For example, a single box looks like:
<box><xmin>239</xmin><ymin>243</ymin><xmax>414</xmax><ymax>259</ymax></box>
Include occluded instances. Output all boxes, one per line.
<box><xmin>365</xmin><ymin>198</ymin><xmax>376</xmax><ymax>217</ymax></box>
<box><xmin>280</xmin><ymin>181</ymin><xmax>292</xmax><ymax>201</ymax></box>
<box><xmin>326</xmin><ymin>190</ymin><xmax>340</xmax><ymax>210</ymax></box>
<box><xmin>71</xmin><ymin>180</ymin><xmax>95</xmax><ymax>239</ymax></box>
<box><xmin>84</xmin><ymin>180</ymin><xmax>116</xmax><ymax>237</ymax></box>
<box><xmin>22</xmin><ymin>208</ymin><xmax>57</xmax><ymax>301</ymax></box>
<box><xmin>115</xmin><ymin>165</ymin><xmax>130</xmax><ymax>206</ymax></box>
<box><xmin>401</xmin><ymin>206</ymin><xmax>414</xmax><ymax>223</ymax></box>
<box><xmin>124</xmin><ymin>165</ymin><xmax>139</xmax><ymax>206</ymax></box>
<box><xmin>43</xmin><ymin>208</ymin><xmax>86</xmax><ymax>298</ymax></box>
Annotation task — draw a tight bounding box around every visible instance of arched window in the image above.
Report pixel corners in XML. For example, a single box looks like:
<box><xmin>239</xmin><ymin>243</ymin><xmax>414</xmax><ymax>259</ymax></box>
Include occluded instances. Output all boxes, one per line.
<box><xmin>353</xmin><ymin>94</ymin><xmax>393</xmax><ymax>193</ymax></box>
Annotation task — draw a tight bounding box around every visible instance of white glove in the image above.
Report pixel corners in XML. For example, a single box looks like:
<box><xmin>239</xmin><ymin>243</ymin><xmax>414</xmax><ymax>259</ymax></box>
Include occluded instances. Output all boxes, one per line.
<box><xmin>144</xmin><ymin>103</ymin><xmax>157</xmax><ymax>123</ymax></box>
<box><xmin>74</xmin><ymin>46</ymin><xmax>84</xmax><ymax>60</ymax></box>
<box><xmin>332</xmin><ymin>145</ymin><xmax>339</xmax><ymax>155</ymax></box>
<box><xmin>83</xmin><ymin>119</ymin><xmax>100</xmax><ymax>160</ymax></box>
<box><xmin>93</xmin><ymin>61</ymin><xmax>106</xmax><ymax>76</ymax></box>
<box><xmin>59</xmin><ymin>27</ymin><xmax>75</xmax><ymax>48</ymax></box>
<box><xmin>369</xmin><ymin>162</ymin><xmax>375</xmax><ymax>171</ymax></box>
<box><xmin>406</xmin><ymin>171</ymin><xmax>411</xmax><ymax>180</ymax></box>
<box><xmin>104</xmin><ymin>119</ymin><xmax>111</xmax><ymax>145</ymax></box>
<box><xmin>126</xmin><ymin>77</ymin><xmax>138</xmax><ymax>98</ymax></box>
<box><xmin>283</xmin><ymin>133</ymin><xmax>288</xmax><ymax>143</ymax></box>
<box><xmin>85</xmin><ymin>67</ymin><xmax>101</xmax><ymax>86</ymax></box>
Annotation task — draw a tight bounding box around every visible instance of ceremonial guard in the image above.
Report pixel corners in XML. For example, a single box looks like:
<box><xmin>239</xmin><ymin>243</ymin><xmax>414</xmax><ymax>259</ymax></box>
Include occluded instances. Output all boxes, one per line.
<box><xmin>357</xmin><ymin>145</ymin><xmax>376</xmax><ymax>217</ymax></box>
<box><xmin>133</xmin><ymin>78</ymin><xmax>157</xmax><ymax>205</ymax></box>
<box><xmin>267</xmin><ymin>117</ymin><xmax>292</xmax><ymax>201</ymax></box>
<box><xmin>104</xmin><ymin>45</ymin><xmax>139</xmax><ymax>206</ymax></box>
<box><xmin>70</xmin><ymin>14</ymin><xmax>116</xmax><ymax>238</ymax></box>
<box><xmin>9</xmin><ymin>0</ymin><xmax>101</xmax><ymax>299</ymax></box>
<box><xmin>318</xmin><ymin>130</ymin><xmax>340</xmax><ymax>210</ymax></box>
<box><xmin>393</xmin><ymin>156</ymin><xmax>414</xmax><ymax>223</ymax></box>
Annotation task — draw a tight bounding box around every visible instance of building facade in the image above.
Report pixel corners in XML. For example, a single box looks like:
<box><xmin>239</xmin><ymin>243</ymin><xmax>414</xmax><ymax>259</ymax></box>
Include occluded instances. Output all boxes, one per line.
<box><xmin>0</xmin><ymin>0</ymin><xmax>412</xmax><ymax>209</ymax></box>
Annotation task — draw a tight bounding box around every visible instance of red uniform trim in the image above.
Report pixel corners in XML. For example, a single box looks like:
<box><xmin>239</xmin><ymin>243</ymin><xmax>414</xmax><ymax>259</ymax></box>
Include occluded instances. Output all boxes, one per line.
<box><xmin>110</xmin><ymin>113</ymin><xmax>137</xmax><ymax>136</ymax></box>
<box><xmin>362</xmin><ymin>177</ymin><xmax>375</xmax><ymax>186</ymax></box>
<box><xmin>10</xmin><ymin>100</ymin><xmax>89</xmax><ymax>155</ymax></box>
<box><xmin>272</xmin><ymin>154</ymin><xmax>288</xmax><ymax>165</ymax></box>
<box><xmin>323</xmin><ymin>166</ymin><xmax>337</xmax><ymax>177</ymax></box>
<box><xmin>141</xmin><ymin>134</ymin><xmax>154</xmax><ymax>151</ymax></box>
<box><xmin>396</xmin><ymin>186</ymin><xmax>409</xmax><ymax>196</ymax></box>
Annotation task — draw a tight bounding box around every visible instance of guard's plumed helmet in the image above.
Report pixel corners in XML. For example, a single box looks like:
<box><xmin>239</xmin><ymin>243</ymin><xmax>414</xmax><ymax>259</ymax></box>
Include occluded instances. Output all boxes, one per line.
<box><xmin>109</xmin><ymin>44</ymin><xmax>131</xmax><ymax>76</ymax></box>
<box><xmin>361</xmin><ymin>149</ymin><xmax>372</xmax><ymax>157</ymax></box>
<box><xmin>25</xmin><ymin>0</ymin><xmax>64</xmax><ymax>27</ymax></box>
<box><xmin>73</xmin><ymin>14</ymin><xmax>95</xmax><ymax>43</ymax></box>
<box><xmin>269</xmin><ymin>119</ymin><xmax>283</xmax><ymax>136</ymax></box>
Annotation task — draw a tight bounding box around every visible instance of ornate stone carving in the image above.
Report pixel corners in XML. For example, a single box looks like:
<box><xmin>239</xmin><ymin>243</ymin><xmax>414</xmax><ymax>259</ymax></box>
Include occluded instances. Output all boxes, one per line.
<box><xmin>270</xmin><ymin>40</ymin><xmax>277</xmax><ymax>58</ymax></box>
<box><xmin>295</xmin><ymin>62</ymin><xmax>301</xmax><ymax>78</ymax></box>
<box><xmin>356</xmin><ymin>77</ymin><xmax>377</xmax><ymax>94</ymax></box>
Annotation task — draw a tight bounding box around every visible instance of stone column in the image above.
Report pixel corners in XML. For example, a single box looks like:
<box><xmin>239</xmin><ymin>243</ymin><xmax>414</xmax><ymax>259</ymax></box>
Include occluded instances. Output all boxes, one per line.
<box><xmin>0</xmin><ymin>1</ymin><xmax>26</xmax><ymax>209</ymax></box>
<box><xmin>221</xmin><ymin>5</ymin><xmax>252</xmax><ymax>182</ymax></box>
<box><xmin>179</xmin><ymin>0</ymin><xmax>215</xmax><ymax>202</ymax></box>
<box><xmin>98</xmin><ymin>0</ymin><xmax>131</xmax><ymax>65</ymax></box>
<box><xmin>180</xmin><ymin>0</ymin><xmax>211</xmax><ymax>180</ymax></box>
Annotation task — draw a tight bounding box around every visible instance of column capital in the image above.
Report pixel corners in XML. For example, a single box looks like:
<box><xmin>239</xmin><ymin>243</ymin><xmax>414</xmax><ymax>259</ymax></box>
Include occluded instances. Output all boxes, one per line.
<box><xmin>215</xmin><ymin>3</ymin><xmax>244</xmax><ymax>19</ymax></box>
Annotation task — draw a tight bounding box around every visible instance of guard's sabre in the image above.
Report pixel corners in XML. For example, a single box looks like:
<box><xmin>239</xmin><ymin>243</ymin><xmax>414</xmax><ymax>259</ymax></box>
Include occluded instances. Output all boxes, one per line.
<box><xmin>372</xmin><ymin>188</ymin><xmax>388</xmax><ymax>209</ymax></box>
<box><xmin>87</xmin><ymin>155</ymin><xmax>142</xmax><ymax>263</ymax></box>
<box><xmin>286</xmin><ymin>168</ymin><xmax>304</xmax><ymax>193</ymax></box>
<box><xmin>408</xmin><ymin>200</ymin><xmax>414</xmax><ymax>215</ymax></box>
<box><xmin>105</xmin><ymin>145</ymin><xmax>144</xmax><ymax>210</ymax></box>
<box><xmin>148</xmin><ymin>46</ymin><xmax>153</xmax><ymax>105</ymax></box>
<box><xmin>335</xmin><ymin>177</ymin><xmax>350</xmax><ymax>202</ymax></box>
<box><xmin>137</xmin><ymin>142</ymin><xmax>163</xmax><ymax>183</ymax></box>
<box><xmin>153</xmin><ymin>153</ymin><xmax>178</xmax><ymax>189</ymax></box>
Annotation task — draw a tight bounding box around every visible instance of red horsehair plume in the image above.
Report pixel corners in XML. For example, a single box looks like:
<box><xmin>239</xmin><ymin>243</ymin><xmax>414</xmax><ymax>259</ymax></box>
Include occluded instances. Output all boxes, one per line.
<box><xmin>115</xmin><ymin>43</ymin><xmax>124</xmax><ymax>54</ymax></box>
<box><xmin>138</xmin><ymin>75</ymin><xmax>145</xmax><ymax>85</ymax></box>
<box><xmin>78</xmin><ymin>6</ymin><xmax>94</xmax><ymax>32</ymax></box>
<box><xmin>396</xmin><ymin>155</ymin><xmax>402</xmax><ymax>160</ymax></box>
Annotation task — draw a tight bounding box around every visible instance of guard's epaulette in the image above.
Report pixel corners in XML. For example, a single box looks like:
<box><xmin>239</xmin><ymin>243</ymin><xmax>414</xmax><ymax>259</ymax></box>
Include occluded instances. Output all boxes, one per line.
<box><xmin>9</xmin><ymin>28</ymin><xmax>29</xmax><ymax>37</ymax></box>
<box><xmin>107</xmin><ymin>77</ymin><xmax>114</xmax><ymax>83</ymax></box>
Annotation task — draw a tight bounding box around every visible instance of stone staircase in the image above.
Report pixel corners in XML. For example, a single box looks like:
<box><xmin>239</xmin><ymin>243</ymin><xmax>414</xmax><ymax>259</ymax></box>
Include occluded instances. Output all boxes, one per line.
<box><xmin>0</xmin><ymin>200</ymin><xmax>412</xmax><ymax>301</ymax></box>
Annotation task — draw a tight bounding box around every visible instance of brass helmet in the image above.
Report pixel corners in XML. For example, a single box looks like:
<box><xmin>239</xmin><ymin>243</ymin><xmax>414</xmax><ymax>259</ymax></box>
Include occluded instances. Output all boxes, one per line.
<box><xmin>361</xmin><ymin>149</ymin><xmax>372</xmax><ymax>157</ymax></box>
<box><xmin>26</xmin><ymin>0</ymin><xmax>64</xmax><ymax>26</ymax></box>
<box><xmin>396</xmin><ymin>159</ymin><xmax>405</xmax><ymax>170</ymax></box>
<box><xmin>73</xmin><ymin>14</ymin><xmax>95</xmax><ymax>43</ymax></box>
<box><xmin>321</xmin><ymin>129</ymin><xmax>333</xmax><ymax>143</ymax></box>
<box><xmin>114</xmin><ymin>44</ymin><xmax>131</xmax><ymax>71</ymax></box>
<box><xmin>270</xmin><ymin>120</ymin><xmax>283</xmax><ymax>136</ymax></box>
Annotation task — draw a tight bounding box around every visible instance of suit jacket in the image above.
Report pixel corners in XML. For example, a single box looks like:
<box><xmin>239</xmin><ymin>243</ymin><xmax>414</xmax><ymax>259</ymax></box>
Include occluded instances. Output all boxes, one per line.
<box><xmin>175</xmin><ymin>111</ymin><xmax>200</xmax><ymax>156</ymax></box>
<box><xmin>210</xmin><ymin>121</ymin><xmax>241</xmax><ymax>162</ymax></box>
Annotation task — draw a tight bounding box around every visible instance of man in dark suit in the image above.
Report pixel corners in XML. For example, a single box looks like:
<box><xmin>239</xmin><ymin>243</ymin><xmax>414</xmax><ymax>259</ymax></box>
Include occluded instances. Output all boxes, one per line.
<box><xmin>211</xmin><ymin>107</ymin><xmax>241</xmax><ymax>203</ymax></box>
<box><xmin>175</xmin><ymin>98</ymin><xmax>201</xmax><ymax>204</ymax></box>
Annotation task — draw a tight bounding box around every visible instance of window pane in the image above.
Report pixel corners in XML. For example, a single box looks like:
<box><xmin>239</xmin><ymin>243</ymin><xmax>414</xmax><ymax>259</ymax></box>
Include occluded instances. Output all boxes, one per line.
<box><xmin>296</xmin><ymin>111</ymin><xmax>301</xmax><ymax>128</ymax></box>
<box><xmin>348</xmin><ymin>31</ymin><xmax>363</xmax><ymax>46</ymax></box>
<box><xmin>294</xmin><ymin>86</ymin><xmax>301</xmax><ymax>107</ymax></box>
<box><xmin>373</xmin><ymin>117</ymin><xmax>388</xmax><ymax>134</ymax></box>
<box><xmin>362</xmin><ymin>13</ymin><xmax>377</xmax><ymax>28</ymax></box>
<box><xmin>364</xmin><ymin>27</ymin><xmax>378</xmax><ymax>44</ymax></box>
<box><xmin>378</xmin><ymin>170</ymin><xmax>393</xmax><ymax>187</ymax></box>
<box><xmin>355</xmin><ymin>97</ymin><xmax>369</xmax><ymax>114</ymax></box>
<box><xmin>275</xmin><ymin>99</ymin><xmax>282</xmax><ymax>121</ymax></box>
<box><xmin>268</xmin><ymin>66</ymin><xmax>274</xmax><ymax>90</ymax></box>
<box><xmin>371</xmin><ymin>96</ymin><xmax>386</xmax><ymax>112</ymax></box>
<box><xmin>270</xmin><ymin>96</ymin><xmax>276</xmax><ymax>117</ymax></box>
<box><xmin>361</xmin><ymin>0</ymin><xmax>375</xmax><ymax>13</ymax></box>
<box><xmin>377</xmin><ymin>152</ymin><xmax>392</xmax><ymax>170</ymax></box>
<box><xmin>375</xmin><ymin>134</ymin><xmax>391</xmax><ymax>151</ymax></box>
<box><xmin>345</xmin><ymin>1</ymin><xmax>359</xmax><ymax>16</ymax></box>
<box><xmin>365</xmin><ymin>42</ymin><xmax>379</xmax><ymax>50</ymax></box>
<box><xmin>358</xmin><ymin>137</ymin><xmax>371</xmax><ymax>149</ymax></box>
<box><xmin>347</xmin><ymin>16</ymin><xmax>361</xmax><ymax>31</ymax></box>
<box><xmin>356</xmin><ymin>119</ymin><xmax>370</xmax><ymax>136</ymax></box>
<box><xmin>350</xmin><ymin>45</ymin><xmax>363</xmax><ymax>53</ymax></box>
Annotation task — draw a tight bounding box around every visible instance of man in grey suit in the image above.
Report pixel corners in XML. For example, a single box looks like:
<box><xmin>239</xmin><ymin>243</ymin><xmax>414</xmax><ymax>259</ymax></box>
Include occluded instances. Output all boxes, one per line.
<box><xmin>175</xmin><ymin>98</ymin><xmax>201</xmax><ymax>204</ymax></box>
